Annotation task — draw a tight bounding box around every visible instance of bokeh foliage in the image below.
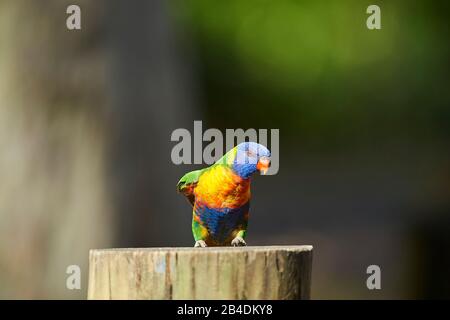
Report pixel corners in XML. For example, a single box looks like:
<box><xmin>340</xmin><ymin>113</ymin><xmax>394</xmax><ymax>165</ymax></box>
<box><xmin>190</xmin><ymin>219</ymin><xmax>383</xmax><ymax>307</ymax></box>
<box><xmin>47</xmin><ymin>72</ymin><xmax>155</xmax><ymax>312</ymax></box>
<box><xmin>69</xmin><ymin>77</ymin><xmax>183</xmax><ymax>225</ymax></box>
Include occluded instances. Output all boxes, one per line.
<box><xmin>174</xmin><ymin>0</ymin><xmax>449</xmax><ymax>149</ymax></box>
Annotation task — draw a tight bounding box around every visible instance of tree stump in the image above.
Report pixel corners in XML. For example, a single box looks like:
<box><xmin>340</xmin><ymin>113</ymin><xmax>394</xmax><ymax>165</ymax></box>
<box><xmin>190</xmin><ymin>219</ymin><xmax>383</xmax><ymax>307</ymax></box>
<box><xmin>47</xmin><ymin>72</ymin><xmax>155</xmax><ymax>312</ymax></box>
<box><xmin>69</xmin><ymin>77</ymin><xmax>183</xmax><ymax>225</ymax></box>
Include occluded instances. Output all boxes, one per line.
<box><xmin>88</xmin><ymin>245</ymin><xmax>313</xmax><ymax>300</ymax></box>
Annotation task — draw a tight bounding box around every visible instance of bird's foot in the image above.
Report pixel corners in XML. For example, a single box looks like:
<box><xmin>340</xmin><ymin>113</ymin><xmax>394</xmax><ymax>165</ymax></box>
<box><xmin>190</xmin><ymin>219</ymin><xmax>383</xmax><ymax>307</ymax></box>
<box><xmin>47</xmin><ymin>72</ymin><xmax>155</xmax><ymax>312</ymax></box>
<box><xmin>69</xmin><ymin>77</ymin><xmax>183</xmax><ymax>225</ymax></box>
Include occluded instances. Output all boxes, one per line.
<box><xmin>194</xmin><ymin>240</ymin><xmax>207</xmax><ymax>248</ymax></box>
<box><xmin>231</xmin><ymin>236</ymin><xmax>247</xmax><ymax>247</ymax></box>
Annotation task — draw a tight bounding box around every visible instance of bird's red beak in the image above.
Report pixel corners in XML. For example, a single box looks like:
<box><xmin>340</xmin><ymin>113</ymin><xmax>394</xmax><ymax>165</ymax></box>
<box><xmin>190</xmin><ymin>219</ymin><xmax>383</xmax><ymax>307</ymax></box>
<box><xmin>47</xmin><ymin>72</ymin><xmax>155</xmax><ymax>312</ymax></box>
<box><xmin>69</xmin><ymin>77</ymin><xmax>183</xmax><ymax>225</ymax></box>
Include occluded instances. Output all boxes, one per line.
<box><xmin>257</xmin><ymin>157</ymin><xmax>270</xmax><ymax>175</ymax></box>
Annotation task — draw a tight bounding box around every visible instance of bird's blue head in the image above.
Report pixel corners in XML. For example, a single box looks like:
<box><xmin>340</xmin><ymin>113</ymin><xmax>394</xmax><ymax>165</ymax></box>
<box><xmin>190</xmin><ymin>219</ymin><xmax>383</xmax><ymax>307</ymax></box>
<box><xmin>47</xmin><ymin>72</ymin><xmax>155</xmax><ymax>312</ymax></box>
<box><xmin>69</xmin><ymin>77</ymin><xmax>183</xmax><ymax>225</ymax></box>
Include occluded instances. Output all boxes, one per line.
<box><xmin>232</xmin><ymin>142</ymin><xmax>271</xmax><ymax>179</ymax></box>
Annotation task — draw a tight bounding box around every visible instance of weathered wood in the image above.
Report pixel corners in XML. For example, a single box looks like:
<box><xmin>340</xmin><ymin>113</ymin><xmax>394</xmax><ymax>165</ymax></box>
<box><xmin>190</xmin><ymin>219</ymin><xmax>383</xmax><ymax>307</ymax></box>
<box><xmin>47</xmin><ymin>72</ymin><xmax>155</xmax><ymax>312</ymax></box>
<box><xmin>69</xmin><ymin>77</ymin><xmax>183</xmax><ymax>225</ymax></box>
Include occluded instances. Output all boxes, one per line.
<box><xmin>88</xmin><ymin>245</ymin><xmax>313</xmax><ymax>300</ymax></box>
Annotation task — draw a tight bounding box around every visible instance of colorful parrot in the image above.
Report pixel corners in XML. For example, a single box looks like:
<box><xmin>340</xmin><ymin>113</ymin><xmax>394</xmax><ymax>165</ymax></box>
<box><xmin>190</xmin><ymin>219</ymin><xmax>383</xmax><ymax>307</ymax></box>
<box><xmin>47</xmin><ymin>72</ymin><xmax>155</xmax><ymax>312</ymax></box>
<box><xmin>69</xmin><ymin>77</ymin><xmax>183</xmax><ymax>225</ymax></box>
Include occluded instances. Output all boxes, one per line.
<box><xmin>177</xmin><ymin>142</ymin><xmax>271</xmax><ymax>247</ymax></box>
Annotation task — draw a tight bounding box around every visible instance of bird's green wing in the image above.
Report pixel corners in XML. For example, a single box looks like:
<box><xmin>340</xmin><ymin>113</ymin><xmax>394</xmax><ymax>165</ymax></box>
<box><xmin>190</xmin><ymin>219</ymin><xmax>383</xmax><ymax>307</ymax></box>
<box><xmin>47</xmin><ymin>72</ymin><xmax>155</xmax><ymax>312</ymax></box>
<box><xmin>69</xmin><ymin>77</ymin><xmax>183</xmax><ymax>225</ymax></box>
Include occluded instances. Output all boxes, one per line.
<box><xmin>176</xmin><ymin>169</ymin><xmax>205</xmax><ymax>206</ymax></box>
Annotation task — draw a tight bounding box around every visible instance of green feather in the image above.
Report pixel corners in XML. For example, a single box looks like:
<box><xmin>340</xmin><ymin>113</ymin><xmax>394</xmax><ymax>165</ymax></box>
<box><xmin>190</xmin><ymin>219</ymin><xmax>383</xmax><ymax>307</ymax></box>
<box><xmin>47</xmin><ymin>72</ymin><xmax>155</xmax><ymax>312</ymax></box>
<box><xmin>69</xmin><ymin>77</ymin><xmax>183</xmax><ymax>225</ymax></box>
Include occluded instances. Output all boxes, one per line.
<box><xmin>177</xmin><ymin>169</ymin><xmax>205</xmax><ymax>206</ymax></box>
<box><xmin>177</xmin><ymin>147</ymin><xmax>237</xmax><ymax>206</ymax></box>
<box><xmin>214</xmin><ymin>146</ymin><xmax>237</xmax><ymax>166</ymax></box>
<box><xmin>177</xmin><ymin>169</ymin><xmax>203</xmax><ymax>191</ymax></box>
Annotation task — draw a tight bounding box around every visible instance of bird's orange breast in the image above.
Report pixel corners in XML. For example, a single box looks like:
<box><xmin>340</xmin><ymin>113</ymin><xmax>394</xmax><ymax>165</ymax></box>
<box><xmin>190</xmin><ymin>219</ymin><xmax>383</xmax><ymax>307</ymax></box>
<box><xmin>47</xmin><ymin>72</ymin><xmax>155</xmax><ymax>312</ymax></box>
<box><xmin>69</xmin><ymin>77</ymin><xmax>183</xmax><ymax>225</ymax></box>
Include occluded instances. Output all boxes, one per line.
<box><xmin>194</xmin><ymin>165</ymin><xmax>250</xmax><ymax>209</ymax></box>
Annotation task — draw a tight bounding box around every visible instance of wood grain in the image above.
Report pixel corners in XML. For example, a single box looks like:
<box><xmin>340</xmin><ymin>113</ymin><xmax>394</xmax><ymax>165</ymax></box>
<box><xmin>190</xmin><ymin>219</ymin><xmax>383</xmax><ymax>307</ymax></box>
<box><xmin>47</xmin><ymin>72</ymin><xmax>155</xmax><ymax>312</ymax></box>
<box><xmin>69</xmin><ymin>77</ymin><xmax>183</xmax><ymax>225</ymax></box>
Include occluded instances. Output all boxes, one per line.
<box><xmin>88</xmin><ymin>246</ymin><xmax>313</xmax><ymax>300</ymax></box>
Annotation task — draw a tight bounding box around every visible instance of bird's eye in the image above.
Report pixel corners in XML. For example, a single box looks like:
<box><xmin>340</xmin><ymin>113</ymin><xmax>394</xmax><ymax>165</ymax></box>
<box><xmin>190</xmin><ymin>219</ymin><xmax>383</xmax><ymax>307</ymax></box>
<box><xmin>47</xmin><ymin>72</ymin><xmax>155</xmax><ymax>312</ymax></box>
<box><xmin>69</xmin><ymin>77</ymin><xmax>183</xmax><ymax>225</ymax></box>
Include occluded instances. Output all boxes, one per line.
<box><xmin>246</xmin><ymin>151</ymin><xmax>255</xmax><ymax>157</ymax></box>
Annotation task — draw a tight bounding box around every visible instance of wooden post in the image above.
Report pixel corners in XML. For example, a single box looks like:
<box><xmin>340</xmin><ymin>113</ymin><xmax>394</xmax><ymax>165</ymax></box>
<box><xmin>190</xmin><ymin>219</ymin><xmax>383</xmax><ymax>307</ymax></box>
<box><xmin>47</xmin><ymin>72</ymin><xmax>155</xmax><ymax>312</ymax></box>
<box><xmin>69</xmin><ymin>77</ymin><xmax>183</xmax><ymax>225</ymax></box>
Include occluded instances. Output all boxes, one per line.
<box><xmin>88</xmin><ymin>245</ymin><xmax>313</xmax><ymax>300</ymax></box>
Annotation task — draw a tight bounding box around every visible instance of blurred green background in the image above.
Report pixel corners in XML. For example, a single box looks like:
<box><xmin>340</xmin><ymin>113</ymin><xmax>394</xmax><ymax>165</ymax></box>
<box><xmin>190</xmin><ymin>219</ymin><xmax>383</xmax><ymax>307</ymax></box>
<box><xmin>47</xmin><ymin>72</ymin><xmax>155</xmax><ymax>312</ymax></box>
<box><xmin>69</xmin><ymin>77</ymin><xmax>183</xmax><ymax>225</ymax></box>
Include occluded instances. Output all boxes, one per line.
<box><xmin>176</xmin><ymin>0</ymin><xmax>449</xmax><ymax>146</ymax></box>
<box><xmin>0</xmin><ymin>0</ymin><xmax>448</xmax><ymax>299</ymax></box>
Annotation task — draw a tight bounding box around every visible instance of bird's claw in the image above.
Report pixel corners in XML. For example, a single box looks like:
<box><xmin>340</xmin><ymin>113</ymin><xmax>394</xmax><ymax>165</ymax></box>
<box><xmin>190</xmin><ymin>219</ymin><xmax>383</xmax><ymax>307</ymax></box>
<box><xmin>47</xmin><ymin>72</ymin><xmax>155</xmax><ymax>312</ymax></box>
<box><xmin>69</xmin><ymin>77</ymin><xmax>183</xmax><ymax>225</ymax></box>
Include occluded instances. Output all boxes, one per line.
<box><xmin>194</xmin><ymin>240</ymin><xmax>207</xmax><ymax>248</ymax></box>
<box><xmin>231</xmin><ymin>236</ymin><xmax>247</xmax><ymax>247</ymax></box>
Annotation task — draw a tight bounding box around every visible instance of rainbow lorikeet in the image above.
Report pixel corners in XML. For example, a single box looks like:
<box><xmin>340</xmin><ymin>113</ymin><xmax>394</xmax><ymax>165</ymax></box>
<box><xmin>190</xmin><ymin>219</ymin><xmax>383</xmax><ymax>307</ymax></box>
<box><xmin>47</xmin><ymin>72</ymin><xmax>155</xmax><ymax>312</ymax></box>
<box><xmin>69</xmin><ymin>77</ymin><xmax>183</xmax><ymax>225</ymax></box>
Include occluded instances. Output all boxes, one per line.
<box><xmin>177</xmin><ymin>142</ymin><xmax>271</xmax><ymax>247</ymax></box>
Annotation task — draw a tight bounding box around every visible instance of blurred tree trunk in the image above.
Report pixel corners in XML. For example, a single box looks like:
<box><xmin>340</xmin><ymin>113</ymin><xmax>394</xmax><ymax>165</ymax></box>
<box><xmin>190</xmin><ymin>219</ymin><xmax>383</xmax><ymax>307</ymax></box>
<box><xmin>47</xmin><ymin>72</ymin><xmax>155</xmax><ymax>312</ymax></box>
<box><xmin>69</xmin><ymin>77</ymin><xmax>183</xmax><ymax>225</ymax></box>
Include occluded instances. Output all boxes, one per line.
<box><xmin>0</xmin><ymin>0</ymin><xmax>196</xmax><ymax>298</ymax></box>
<box><xmin>0</xmin><ymin>0</ymin><xmax>112</xmax><ymax>298</ymax></box>
<box><xmin>107</xmin><ymin>0</ymin><xmax>198</xmax><ymax>247</ymax></box>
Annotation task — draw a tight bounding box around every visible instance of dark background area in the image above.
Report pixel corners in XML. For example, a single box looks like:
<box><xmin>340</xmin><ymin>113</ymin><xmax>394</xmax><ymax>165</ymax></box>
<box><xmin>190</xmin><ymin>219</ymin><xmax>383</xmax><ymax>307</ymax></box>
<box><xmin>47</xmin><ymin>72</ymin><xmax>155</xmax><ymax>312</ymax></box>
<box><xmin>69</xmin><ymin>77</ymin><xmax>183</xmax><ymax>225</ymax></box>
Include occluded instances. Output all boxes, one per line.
<box><xmin>0</xmin><ymin>0</ymin><xmax>448</xmax><ymax>299</ymax></box>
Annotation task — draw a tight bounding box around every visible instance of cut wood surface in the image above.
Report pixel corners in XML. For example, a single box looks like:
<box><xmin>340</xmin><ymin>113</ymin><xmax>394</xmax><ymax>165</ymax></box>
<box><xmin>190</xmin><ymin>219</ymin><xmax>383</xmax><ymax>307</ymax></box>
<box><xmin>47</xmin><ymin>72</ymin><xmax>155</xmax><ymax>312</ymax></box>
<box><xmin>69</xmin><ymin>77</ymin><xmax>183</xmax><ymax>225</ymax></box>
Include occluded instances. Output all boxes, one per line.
<box><xmin>88</xmin><ymin>245</ymin><xmax>313</xmax><ymax>300</ymax></box>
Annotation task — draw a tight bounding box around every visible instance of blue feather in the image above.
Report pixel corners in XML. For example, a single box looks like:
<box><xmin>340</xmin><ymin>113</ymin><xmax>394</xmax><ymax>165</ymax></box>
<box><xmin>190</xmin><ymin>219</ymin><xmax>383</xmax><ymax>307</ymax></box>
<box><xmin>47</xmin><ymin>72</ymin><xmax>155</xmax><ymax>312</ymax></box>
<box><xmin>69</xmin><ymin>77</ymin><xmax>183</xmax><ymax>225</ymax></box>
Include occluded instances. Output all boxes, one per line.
<box><xmin>195</xmin><ymin>202</ymin><xmax>250</xmax><ymax>243</ymax></box>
